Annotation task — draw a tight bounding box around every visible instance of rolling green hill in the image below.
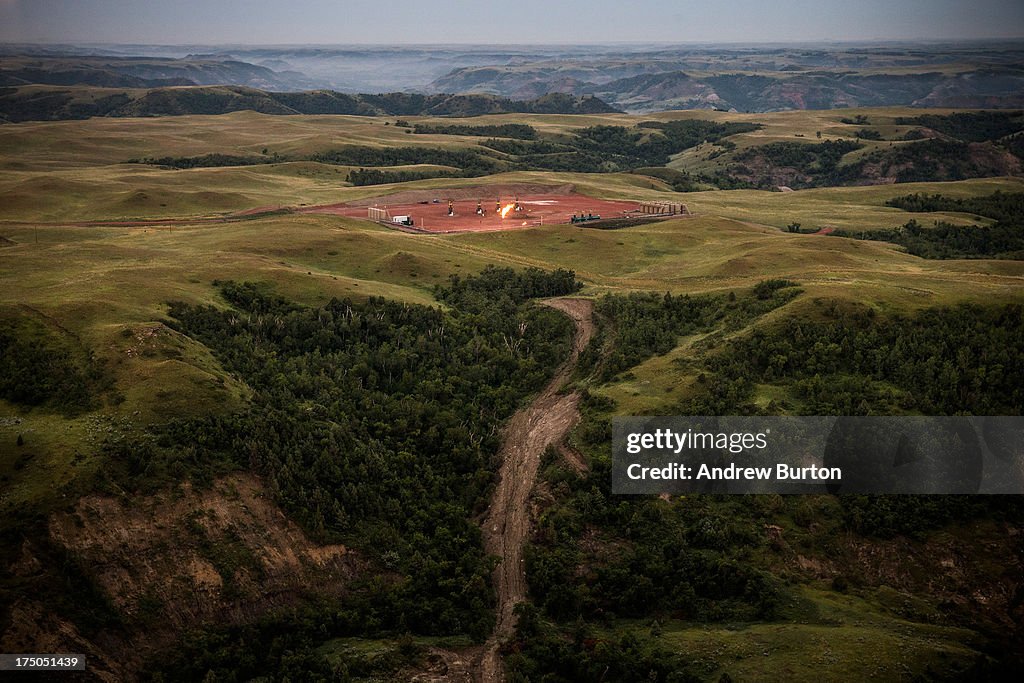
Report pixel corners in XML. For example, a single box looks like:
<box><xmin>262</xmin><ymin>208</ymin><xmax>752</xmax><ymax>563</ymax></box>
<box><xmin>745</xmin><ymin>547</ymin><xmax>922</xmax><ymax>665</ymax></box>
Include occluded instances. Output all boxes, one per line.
<box><xmin>1</xmin><ymin>107</ymin><xmax>1022</xmax><ymax>681</ymax></box>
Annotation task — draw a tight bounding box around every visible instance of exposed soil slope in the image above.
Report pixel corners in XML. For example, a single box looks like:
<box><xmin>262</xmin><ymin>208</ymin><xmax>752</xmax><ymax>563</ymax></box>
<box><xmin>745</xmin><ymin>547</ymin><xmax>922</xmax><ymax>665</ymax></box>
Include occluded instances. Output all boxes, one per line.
<box><xmin>4</xmin><ymin>474</ymin><xmax>364</xmax><ymax>677</ymax></box>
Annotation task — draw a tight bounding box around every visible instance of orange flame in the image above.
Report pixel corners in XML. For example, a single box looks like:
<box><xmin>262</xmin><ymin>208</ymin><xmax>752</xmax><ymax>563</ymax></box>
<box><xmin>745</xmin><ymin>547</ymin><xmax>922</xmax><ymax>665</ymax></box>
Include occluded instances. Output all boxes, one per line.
<box><xmin>500</xmin><ymin>203</ymin><xmax>515</xmax><ymax>218</ymax></box>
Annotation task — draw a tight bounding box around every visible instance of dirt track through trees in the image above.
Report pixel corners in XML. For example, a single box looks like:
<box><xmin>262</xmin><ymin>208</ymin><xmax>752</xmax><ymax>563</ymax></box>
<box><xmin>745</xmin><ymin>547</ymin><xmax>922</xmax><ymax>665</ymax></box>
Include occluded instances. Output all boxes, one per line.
<box><xmin>473</xmin><ymin>298</ymin><xmax>594</xmax><ymax>682</ymax></box>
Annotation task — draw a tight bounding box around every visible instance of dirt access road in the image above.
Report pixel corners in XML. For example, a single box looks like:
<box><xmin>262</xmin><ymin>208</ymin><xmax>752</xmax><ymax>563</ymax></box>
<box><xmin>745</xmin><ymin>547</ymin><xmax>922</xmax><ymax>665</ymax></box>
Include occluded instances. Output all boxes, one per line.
<box><xmin>474</xmin><ymin>298</ymin><xmax>594</xmax><ymax>682</ymax></box>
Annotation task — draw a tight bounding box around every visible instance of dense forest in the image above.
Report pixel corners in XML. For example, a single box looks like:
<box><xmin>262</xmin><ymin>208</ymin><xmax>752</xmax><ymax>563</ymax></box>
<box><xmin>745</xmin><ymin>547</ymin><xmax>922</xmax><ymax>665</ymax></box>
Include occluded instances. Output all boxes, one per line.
<box><xmin>0</xmin><ymin>314</ymin><xmax>102</xmax><ymax>414</ymax></box>
<box><xmin>513</xmin><ymin>289</ymin><xmax>1024</xmax><ymax>681</ymax></box>
<box><xmin>92</xmin><ymin>268</ymin><xmax>578</xmax><ymax>678</ymax></box>
<box><xmin>129</xmin><ymin>152</ymin><xmax>280</xmax><ymax>169</ymax></box>
<box><xmin>834</xmin><ymin>219</ymin><xmax>1024</xmax><ymax>259</ymax></box>
<box><xmin>346</xmin><ymin>167</ymin><xmax>454</xmax><ymax>186</ymax></box>
<box><xmin>433</xmin><ymin>265</ymin><xmax>583</xmax><ymax>308</ymax></box>
<box><xmin>834</xmin><ymin>191</ymin><xmax>1024</xmax><ymax>259</ymax></box>
<box><xmin>140</xmin><ymin>279</ymin><xmax>809</xmax><ymax>680</ymax></box>
<box><xmin>685</xmin><ymin>302</ymin><xmax>1024</xmax><ymax>416</ymax></box>
<box><xmin>886</xmin><ymin>190</ymin><xmax>1024</xmax><ymax>222</ymax></box>
<box><xmin>578</xmin><ymin>280</ymin><xmax>801</xmax><ymax>383</ymax></box>
<box><xmin>412</xmin><ymin>123</ymin><xmax>537</xmax><ymax>139</ymax></box>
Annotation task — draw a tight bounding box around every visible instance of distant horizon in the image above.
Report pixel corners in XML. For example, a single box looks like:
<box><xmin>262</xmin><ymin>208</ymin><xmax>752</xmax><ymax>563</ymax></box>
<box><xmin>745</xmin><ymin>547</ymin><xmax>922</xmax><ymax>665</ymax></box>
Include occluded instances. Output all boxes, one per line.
<box><xmin>2</xmin><ymin>1</ymin><xmax>1023</xmax><ymax>45</ymax></box>
<box><xmin>4</xmin><ymin>38</ymin><xmax>1024</xmax><ymax>49</ymax></box>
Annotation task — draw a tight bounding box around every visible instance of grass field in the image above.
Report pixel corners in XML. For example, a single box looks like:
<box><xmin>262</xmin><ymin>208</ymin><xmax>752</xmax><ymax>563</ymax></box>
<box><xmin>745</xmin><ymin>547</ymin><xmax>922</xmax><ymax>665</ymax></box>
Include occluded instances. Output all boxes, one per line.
<box><xmin>4</xmin><ymin>177</ymin><xmax>1021</xmax><ymax>523</ymax></box>
<box><xmin>2</xmin><ymin>109</ymin><xmax>1021</xmax><ymax>444</ymax></box>
<box><xmin>648</xmin><ymin>585</ymin><xmax>985</xmax><ymax>681</ymax></box>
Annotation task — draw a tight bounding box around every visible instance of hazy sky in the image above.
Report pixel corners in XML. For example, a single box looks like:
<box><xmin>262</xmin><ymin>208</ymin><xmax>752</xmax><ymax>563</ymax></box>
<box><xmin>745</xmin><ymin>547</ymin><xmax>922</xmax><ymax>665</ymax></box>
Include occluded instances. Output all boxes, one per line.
<box><xmin>1</xmin><ymin>0</ymin><xmax>1022</xmax><ymax>44</ymax></box>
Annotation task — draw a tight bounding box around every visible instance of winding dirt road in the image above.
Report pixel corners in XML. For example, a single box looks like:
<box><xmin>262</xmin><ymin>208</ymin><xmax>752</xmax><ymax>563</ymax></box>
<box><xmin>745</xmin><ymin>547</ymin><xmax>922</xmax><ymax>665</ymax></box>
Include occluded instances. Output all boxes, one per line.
<box><xmin>474</xmin><ymin>298</ymin><xmax>594</xmax><ymax>682</ymax></box>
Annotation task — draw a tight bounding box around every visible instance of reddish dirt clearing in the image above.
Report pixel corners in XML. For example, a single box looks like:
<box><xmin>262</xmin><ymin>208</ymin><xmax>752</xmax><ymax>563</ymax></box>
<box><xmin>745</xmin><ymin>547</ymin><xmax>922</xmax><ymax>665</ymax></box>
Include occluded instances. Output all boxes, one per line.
<box><xmin>298</xmin><ymin>193</ymin><xmax>641</xmax><ymax>233</ymax></box>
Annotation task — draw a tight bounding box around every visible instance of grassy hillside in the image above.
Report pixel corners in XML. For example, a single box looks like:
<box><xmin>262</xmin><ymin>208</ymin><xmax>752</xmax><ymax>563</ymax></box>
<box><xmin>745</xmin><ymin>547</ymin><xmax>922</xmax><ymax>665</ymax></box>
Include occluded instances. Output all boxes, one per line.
<box><xmin>2</xmin><ymin>109</ymin><xmax>1022</xmax><ymax>510</ymax></box>
<box><xmin>1</xmin><ymin>108</ymin><xmax>1022</xmax><ymax>680</ymax></box>
<box><xmin>2</xmin><ymin>108</ymin><xmax>1020</xmax><ymax>224</ymax></box>
<box><xmin>2</xmin><ymin>109</ymin><xmax>1022</xmax><ymax>512</ymax></box>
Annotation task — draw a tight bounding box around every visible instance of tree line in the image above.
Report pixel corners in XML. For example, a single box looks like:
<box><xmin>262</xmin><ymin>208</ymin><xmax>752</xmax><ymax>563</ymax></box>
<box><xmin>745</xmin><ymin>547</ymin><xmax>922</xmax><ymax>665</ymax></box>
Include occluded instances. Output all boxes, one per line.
<box><xmin>894</xmin><ymin>111</ymin><xmax>1024</xmax><ymax>143</ymax></box>
<box><xmin>834</xmin><ymin>219</ymin><xmax>1024</xmax><ymax>259</ymax></box>
<box><xmin>412</xmin><ymin>123</ymin><xmax>537</xmax><ymax>139</ymax></box>
<box><xmin>346</xmin><ymin>167</ymin><xmax>455</xmax><ymax>186</ymax></box>
<box><xmin>128</xmin><ymin>119</ymin><xmax>762</xmax><ymax>184</ymax></box>
<box><xmin>833</xmin><ymin>191</ymin><xmax>1024</xmax><ymax>259</ymax></box>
